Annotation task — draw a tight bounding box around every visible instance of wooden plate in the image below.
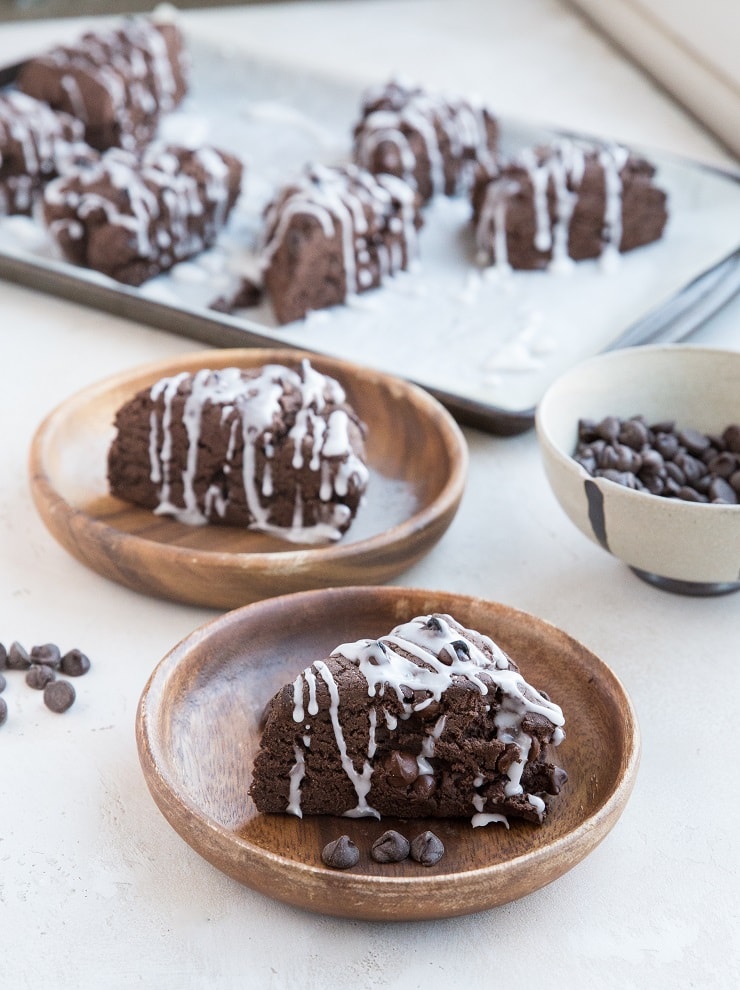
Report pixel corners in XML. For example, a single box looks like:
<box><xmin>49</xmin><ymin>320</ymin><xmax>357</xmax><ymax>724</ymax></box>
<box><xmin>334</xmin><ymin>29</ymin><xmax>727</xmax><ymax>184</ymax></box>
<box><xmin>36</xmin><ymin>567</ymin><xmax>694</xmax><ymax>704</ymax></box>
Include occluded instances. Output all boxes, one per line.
<box><xmin>136</xmin><ymin>586</ymin><xmax>640</xmax><ymax>921</ymax></box>
<box><xmin>29</xmin><ymin>349</ymin><xmax>467</xmax><ymax>608</ymax></box>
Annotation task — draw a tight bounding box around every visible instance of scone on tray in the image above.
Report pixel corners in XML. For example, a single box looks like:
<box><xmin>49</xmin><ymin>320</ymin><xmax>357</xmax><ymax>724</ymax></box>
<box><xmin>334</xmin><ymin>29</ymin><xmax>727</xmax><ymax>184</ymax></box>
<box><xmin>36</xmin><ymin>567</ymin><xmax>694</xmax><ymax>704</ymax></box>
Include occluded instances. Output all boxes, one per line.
<box><xmin>353</xmin><ymin>78</ymin><xmax>499</xmax><ymax>203</ymax></box>
<box><xmin>16</xmin><ymin>17</ymin><xmax>188</xmax><ymax>152</ymax></box>
<box><xmin>42</xmin><ymin>143</ymin><xmax>243</xmax><ymax>285</ymax></box>
<box><xmin>261</xmin><ymin>162</ymin><xmax>423</xmax><ymax>324</ymax></box>
<box><xmin>471</xmin><ymin>138</ymin><xmax>668</xmax><ymax>271</ymax></box>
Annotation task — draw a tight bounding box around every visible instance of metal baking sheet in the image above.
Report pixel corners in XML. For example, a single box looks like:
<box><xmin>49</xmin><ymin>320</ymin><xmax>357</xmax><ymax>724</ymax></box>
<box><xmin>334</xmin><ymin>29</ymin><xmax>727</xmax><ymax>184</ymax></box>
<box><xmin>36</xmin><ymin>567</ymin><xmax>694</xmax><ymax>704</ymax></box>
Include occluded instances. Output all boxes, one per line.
<box><xmin>1</xmin><ymin>35</ymin><xmax>739</xmax><ymax>434</ymax></box>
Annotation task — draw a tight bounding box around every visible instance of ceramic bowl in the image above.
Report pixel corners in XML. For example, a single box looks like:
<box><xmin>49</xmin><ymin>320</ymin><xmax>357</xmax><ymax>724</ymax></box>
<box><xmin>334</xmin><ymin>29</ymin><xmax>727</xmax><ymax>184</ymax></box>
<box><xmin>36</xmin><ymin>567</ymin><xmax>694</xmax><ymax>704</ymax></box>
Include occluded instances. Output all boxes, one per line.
<box><xmin>535</xmin><ymin>345</ymin><xmax>740</xmax><ymax>595</ymax></box>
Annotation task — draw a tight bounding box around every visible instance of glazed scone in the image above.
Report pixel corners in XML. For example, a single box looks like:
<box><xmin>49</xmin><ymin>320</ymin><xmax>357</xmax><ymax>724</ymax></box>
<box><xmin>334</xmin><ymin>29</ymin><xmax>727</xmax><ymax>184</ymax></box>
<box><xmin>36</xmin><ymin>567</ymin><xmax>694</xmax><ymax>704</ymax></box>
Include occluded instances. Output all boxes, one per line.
<box><xmin>261</xmin><ymin>162</ymin><xmax>422</xmax><ymax>324</ymax></box>
<box><xmin>353</xmin><ymin>78</ymin><xmax>498</xmax><ymax>203</ymax></box>
<box><xmin>42</xmin><ymin>143</ymin><xmax>243</xmax><ymax>285</ymax></box>
<box><xmin>107</xmin><ymin>360</ymin><xmax>369</xmax><ymax>545</ymax></box>
<box><xmin>0</xmin><ymin>91</ymin><xmax>90</xmax><ymax>216</ymax></box>
<box><xmin>250</xmin><ymin>613</ymin><xmax>567</xmax><ymax>823</ymax></box>
<box><xmin>16</xmin><ymin>17</ymin><xmax>188</xmax><ymax>152</ymax></box>
<box><xmin>471</xmin><ymin>138</ymin><xmax>668</xmax><ymax>271</ymax></box>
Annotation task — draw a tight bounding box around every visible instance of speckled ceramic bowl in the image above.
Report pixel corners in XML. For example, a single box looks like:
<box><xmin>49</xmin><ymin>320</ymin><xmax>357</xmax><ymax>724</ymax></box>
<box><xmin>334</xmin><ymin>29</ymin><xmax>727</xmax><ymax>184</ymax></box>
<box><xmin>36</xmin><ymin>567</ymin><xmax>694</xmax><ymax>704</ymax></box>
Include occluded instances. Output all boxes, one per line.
<box><xmin>536</xmin><ymin>345</ymin><xmax>740</xmax><ymax>595</ymax></box>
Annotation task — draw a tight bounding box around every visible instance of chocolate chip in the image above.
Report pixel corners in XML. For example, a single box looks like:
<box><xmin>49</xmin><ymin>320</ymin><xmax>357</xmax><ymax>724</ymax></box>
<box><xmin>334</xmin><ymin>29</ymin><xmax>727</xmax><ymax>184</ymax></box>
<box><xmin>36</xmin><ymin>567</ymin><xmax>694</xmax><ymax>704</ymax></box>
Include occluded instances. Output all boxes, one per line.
<box><xmin>0</xmin><ymin>672</ymin><xmax>6</xmax><ymax>693</ymax></box>
<box><xmin>26</xmin><ymin>665</ymin><xmax>56</xmax><ymax>690</ymax></box>
<box><xmin>410</xmin><ymin>830</ymin><xmax>445</xmax><ymax>866</ymax></box>
<box><xmin>678</xmin><ymin>428</ymin><xmax>710</xmax><ymax>456</ymax></box>
<box><xmin>43</xmin><ymin>679</ymin><xmax>76</xmax><ymax>713</ymax></box>
<box><xmin>371</xmin><ymin>830</ymin><xmax>410</xmax><ymax>863</ymax></box>
<box><xmin>385</xmin><ymin>750</ymin><xmax>419</xmax><ymax>785</ymax></box>
<box><xmin>0</xmin><ymin>696</ymin><xmax>7</xmax><ymax>726</ymax></box>
<box><xmin>707</xmin><ymin>452</ymin><xmax>737</xmax><ymax>478</ymax></box>
<box><xmin>573</xmin><ymin>417</ymin><xmax>740</xmax><ymax>506</ymax></box>
<box><xmin>709</xmin><ymin>477</ymin><xmax>738</xmax><ymax>504</ymax></box>
<box><xmin>30</xmin><ymin>643</ymin><xmax>62</xmax><ymax>669</ymax></box>
<box><xmin>321</xmin><ymin>835</ymin><xmax>360</xmax><ymax>869</ymax></box>
<box><xmin>365</xmin><ymin>640</ymin><xmax>390</xmax><ymax>666</ymax></box>
<box><xmin>0</xmin><ymin>643</ymin><xmax>7</xmax><ymax>670</ymax></box>
<box><xmin>411</xmin><ymin>774</ymin><xmax>437</xmax><ymax>799</ymax></box>
<box><xmin>548</xmin><ymin>766</ymin><xmax>569</xmax><ymax>795</ymax></box>
<box><xmin>595</xmin><ymin>416</ymin><xmax>620</xmax><ymax>442</ymax></box>
<box><xmin>60</xmin><ymin>649</ymin><xmax>91</xmax><ymax>677</ymax></box>
<box><xmin>677</xmin><ymin>486</ymin><xmax>707</xmax><ymax>503</ymax></box>
<box><xmin>619</xmin><ymin>418</ymin><xmax>649</xmax><ymax>450</ymax></box>
<box><xmin>6</xmin><ymin>642</ymin><xmax>31</xmax><ymax>670</ymax></box>
<box><xmin>655</xmin><ymin>432</ymin><xmax>679</xmax><ymax>460</ymax></box>
<box><xmin>723</xmin><ymin>424</ymin><xmax>740</xmax><ymax>453</ymax></box>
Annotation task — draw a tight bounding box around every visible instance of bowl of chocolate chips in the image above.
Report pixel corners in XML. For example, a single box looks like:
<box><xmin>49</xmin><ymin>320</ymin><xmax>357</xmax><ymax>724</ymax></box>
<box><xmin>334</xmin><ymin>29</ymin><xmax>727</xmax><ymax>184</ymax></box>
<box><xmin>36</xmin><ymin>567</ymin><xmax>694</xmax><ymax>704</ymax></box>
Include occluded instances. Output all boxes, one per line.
<box><xmin>536</xmin><ymin>345</ymin><xmax>740</xmax><ymax>595</ymax></box>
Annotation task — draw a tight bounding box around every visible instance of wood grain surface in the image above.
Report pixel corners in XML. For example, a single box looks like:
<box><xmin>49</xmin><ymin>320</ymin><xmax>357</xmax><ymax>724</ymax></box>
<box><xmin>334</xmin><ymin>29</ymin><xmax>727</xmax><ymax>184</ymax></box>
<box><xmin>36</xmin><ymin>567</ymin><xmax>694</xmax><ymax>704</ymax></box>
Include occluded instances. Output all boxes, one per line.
<box><xmin>29</xmin><ymin>348</ymin><xmax>467</xmax><ymax>608</ymax></box>
<box><xmin>136</xmin><ymin>586</ymin><xmax>641</xmax><ymax>921</ymax></box>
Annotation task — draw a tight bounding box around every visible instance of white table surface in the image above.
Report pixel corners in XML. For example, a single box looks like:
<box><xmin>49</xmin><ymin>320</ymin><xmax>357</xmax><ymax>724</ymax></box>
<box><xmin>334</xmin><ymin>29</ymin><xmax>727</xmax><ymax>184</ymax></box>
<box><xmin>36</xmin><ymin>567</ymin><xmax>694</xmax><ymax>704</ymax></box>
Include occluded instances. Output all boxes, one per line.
<box><xmin>1</xmin><ymin>2</ymin><xmax>738</xmax><ymax>987</ymax></box>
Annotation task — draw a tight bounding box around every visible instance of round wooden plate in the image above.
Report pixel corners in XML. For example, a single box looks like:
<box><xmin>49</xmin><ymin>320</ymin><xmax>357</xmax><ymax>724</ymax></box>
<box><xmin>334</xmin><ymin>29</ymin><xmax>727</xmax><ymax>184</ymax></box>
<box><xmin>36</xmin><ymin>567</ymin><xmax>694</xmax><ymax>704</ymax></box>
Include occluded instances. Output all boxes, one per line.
<box><xmin>136</xmin><ymin>586</ymin><xmax>640</xmax><ymax>921</ymax></box>
<box><xmin>29</xmin><ymin>349</ymin><xmax>467</xmax><ymax>609</ymax></box>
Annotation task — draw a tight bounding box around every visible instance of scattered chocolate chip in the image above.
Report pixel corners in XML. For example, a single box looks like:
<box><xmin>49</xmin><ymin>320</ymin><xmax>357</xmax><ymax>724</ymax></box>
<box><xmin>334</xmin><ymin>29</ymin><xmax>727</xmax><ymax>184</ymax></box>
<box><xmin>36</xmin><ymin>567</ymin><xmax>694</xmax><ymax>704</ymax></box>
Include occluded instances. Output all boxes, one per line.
<box><xmin>410</xmin><ymin>830</ymin><xmax>445</xmax><ymax>866</ymax></box>
<box><xmin>0</xmin><ymin>643</ymin><xmax>7</xmax><ymax>669</ymax></box>
<box><xmin>0</xmin><ymin>696</ymin><xmax>7</xmax><ymax>726</ymax></box>
<box><xmin>60</xmin><ymin>649</ymin><xmax>91</xmax><ymax>677</ymax></box>
<box><xmin>30</xmin><ymin>643</ymin><xmax>62</xmax><ymax>668</ymax></box>
<box><xmin>43</xmin><ymin>679</ymin><xmax>76</xmax><ymax>714</ymax></box>
<box><xmin>371</xmin><ymin>830</ymin><xmax>410</xmax><ymax>863</ymax></box>
<box><xmin>321</xmin><ymin>835</ymin><xmax>360</xmax><ymax>869</ymax></box>
<box><xmin>26</xmin><ymin>665</ymin><xmax>56</xmax><ymax>690</ymax></box>
<box><xmin>0</xmin><ymin>672</ymin><xmax>6</xmax><ymax>693</ymax></box>
<box><xmin>7</xmin><ymin>642</ymin><xmax>31</xmax><ymax>670</ymax></box>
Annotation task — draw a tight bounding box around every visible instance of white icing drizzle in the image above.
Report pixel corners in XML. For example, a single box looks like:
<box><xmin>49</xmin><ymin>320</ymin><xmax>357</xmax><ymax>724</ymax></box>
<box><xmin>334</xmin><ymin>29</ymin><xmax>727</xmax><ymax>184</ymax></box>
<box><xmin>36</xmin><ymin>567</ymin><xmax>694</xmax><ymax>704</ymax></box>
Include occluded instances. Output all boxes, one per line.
<box><xmin>354</xmin><ymin>79</ymin><xmax>496</xmax><ymax>199</ymax></box>
<box><xmin>477</xmin><ymin>139</ymin><xmax>634</xmax><ymax>271</ymax></box>
<box><xmin>472</xmin><ymin>812</ymin><xmax>510</xmax><ymax>829</ymax></box>
<box><xmin>43</xmin><ymin>143</ymin><xmax>238</xmax><ymax>275</ymax></box>
<box><xmin>332</xmin><ymin>614</ymin><xmax>564</xmax><ymax>809</ymax></box>
<box><xmin>292</xmin><ymin>674</ymin><xmax>304</xmax><ymax>724</ymax></box>
<box><xmin>314</xmin><ymin>661</ymin><xmax>379</xmax><ymax>819</ymax></box>
<box><xmin>261</xmin><ymin>163</ymin><xmax>419</xmax><ymax>313</ymax></box>
<box><xmin>367</xmin><ymin>708</ymin><xmax>378</xmax><ymax>759</ymax></box>
<box><xmin>276</xmin><ymin>615</ymin><xmax>564</xmax><ymax>822</ymax></box>
<box><xmin>20</xmin><ymin>19</ymin><xmax>185</xmax><ymax>148</ymax></box>
<box><xmin>140</xmin><ymin>360</ymin><xmax>368</xmax><ymax>543</ymax></box>
<box><xmin>0</xmin><ymin>91</ymin><xmax>88</xmax><ymax>215</ymax></box>
<box><xmin>304</xmin><ymin>666</ymin><xmax>319</xmax><ymax>716</ymax></box>
<box><xmin>527</xmin><ymin>793</ymin><xmax>546</xmax><ymax>817</ymax></box>
<box><xmin>287</xmin><ymin>744</ymin><xmax>305</xmax><ymax>818</ymax></box>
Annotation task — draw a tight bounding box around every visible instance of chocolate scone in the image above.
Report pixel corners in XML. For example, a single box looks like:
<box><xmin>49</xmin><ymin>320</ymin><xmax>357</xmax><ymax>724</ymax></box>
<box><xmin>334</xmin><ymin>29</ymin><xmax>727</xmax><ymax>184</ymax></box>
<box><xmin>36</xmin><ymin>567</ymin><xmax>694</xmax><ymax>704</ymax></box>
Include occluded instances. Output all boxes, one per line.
<box><xmin>250</xmin><ymin>613</ymin><xmax>566</xmax><ymax>824</ymax></box>
<box><xmin>107</xmin><ymin>360</ymin><xmax>369</xmax><ymax>544</ymax></box>
<box><xmin>16</xmin><ymin>17</ymin><xmax>188</xmax><ymax>152</ymax></box>
<box><xmin>353</xmin><ymin>78</ymin><xmax>498</xmax><ymax>203</ymax></box>
<box><xmin>0</xmin><ymin>91</ymin><xmax>91</xmax><ymax>216</ymax></box>
<box><xmin>261</xmin><ymin>162</ymin><xmax>422</xmax><ymax>324</ymax></box>
<box><xmin>42</xmin><ymin>143</ymin><xmax>243</xmax><ymax>285</ymax></box>
<box><xmin>471</xmin><ymin>138</ymin><xmax>668</xmax><ymax>270</ymax></box>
